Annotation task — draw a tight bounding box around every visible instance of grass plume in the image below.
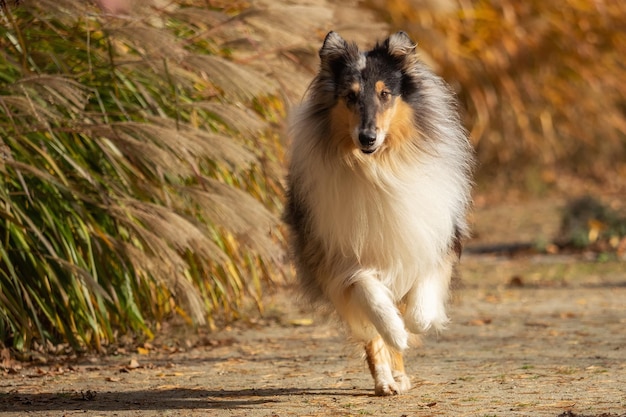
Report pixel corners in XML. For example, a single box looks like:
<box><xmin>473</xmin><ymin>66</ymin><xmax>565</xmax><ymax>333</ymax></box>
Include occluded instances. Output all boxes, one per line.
<box><xmin>0</xmin><ymin>0</ymin><xmax>286</xmax><ymax>352</ymax></box>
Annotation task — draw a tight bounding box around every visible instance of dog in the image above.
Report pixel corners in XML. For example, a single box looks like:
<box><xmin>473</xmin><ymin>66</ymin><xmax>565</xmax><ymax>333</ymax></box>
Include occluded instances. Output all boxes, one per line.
<box><xmin>283</xmin><ymin>31</ymin><xmax>474</xmax><ymax>396</ymax></box>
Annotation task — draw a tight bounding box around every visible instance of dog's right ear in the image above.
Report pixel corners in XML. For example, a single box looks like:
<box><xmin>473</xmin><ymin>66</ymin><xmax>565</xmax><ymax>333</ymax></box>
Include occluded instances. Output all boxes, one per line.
<box><xmin>318</xmin><ymin>31</ymin><xmax>360</xmax><ymax>78</ymax></box>
<box><xmin>319</xmin><ymin>31</ymin><xmax>348</xmax><ymax>63</ymax></box>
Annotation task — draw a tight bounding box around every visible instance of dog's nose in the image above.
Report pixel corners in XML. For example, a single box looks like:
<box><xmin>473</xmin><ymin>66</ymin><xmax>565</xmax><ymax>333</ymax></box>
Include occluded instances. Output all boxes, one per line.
<box><xmin>358</xmin><ymin>131</ymin><xmax>377</xmax><ymax>148</ymax></box>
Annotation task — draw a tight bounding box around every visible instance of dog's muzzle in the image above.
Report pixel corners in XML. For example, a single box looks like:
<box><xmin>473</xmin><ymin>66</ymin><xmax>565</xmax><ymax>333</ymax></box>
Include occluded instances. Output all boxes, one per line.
<box><xmin>358</xmin><ymin>130</ymin><xmax>377</xmax><ymax>154</ymax></box>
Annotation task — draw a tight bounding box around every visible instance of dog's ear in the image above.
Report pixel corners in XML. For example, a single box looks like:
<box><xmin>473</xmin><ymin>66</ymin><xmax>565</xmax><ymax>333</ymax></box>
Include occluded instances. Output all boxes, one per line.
<box><xmin>383</xmin><ymin>32</ymin><xmax>420</xmax><ymax>96</ymax></box>
<box><xmin>385</xmin><ymin>31</ymin><xmax>417</xmax><ymax>58</ymax></box>
<box><xmin>319</xmin><ymin>31</ymin><xmax>348</xmax><ymax>61</ymax></box>
<box><xmin>319</xmin><ymin>31</ymin><xmax>358</xmax><ymax>72</ymax></box>
<box><xmin>318</xmin><ymin>31</ymin><xmax>360</xmax><ymax>79</ymax></box>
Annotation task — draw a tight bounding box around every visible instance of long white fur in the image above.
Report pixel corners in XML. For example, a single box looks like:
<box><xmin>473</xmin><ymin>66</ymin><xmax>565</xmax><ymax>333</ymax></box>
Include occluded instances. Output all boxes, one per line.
<box><xmin>286</xmin><ymin>32</ymin><xmax>472</xmax><ymax>358</ymax></box>
<box><xmin>289</xmin><ymin>113</ymin><xmax>467</xmax><ymax>350</ymax></box>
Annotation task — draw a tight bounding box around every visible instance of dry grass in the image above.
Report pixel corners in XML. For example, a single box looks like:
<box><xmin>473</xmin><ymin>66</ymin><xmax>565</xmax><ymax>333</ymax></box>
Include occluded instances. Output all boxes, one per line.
<box><xmin>371</xmin><ymin>0</ymin><xmax>626</xmax><ymax>189</ymax></box>
<box><xmin>0</xmin><ymin>0</ymin><xmax>290</xmax><ymax>352</ymax></box>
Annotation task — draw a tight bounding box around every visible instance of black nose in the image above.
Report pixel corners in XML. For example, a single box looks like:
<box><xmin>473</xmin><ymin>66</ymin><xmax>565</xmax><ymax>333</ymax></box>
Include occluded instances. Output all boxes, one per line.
<box><xmin>358</xmin><ymin>130</ymin><xmax>377</xmax><ymax>148</ymax></box>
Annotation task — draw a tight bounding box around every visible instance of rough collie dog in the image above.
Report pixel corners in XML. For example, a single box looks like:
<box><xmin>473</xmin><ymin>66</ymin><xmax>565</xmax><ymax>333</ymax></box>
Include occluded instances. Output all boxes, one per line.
<box><xmin>283</xmin><ymin>31</ymin><xmax>474</xmax><ymax>396</ymax></box>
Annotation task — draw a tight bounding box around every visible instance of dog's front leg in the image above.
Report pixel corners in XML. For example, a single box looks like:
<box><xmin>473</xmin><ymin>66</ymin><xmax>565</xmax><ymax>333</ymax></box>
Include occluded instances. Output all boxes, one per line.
<box><xmin>404</xmin><ymin>260</ymin><xmax>453</xmax><ymax>334</ymax></box>
<box><xmin>365</xmin><ymin>336</ymin><xmax>411</xmax><ymax>396</ymax></box>
<box><xmin>342</xmin><ymin>269</ymin><xmax>409</xmax><ymax>352</ymax></box>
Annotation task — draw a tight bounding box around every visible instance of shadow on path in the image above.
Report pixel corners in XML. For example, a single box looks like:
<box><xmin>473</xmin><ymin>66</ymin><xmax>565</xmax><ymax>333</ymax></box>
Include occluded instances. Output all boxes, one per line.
<box><xmin>0</xmin><ymin>387</ymin><xmax>371</xmax><ymax>412</ymax></box>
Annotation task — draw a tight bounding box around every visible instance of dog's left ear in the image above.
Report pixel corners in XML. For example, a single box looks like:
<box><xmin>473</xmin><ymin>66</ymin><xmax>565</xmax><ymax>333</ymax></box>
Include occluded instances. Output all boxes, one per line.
<box><xmin>385</xmin><ymin>31</ymin><xmax>417</xmax><ymax>59</ymax></box>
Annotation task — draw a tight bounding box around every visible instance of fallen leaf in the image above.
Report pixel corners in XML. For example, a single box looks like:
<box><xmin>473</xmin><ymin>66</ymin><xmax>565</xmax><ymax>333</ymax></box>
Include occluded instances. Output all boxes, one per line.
<box><xmin>539</xmin><ymin>400</ymin><xmax>576</xmax><ymax>408</ymax></box>
<box><xmin>1</xmin><ymin>348</ymin><xmax>11</xmax><ymax>368</ymax></box>
<box><xmin>587</xmin><ymin>219</ymin><xmax>606</xmax><ymax>243</ymax></box>
<box><xmin>484</xmin><ymin>294</ymin><xmax>500</xmax><ymax>303</ymax></box>
<box><xmin>127</xmin><ymin>358</ymin><xmax>141</xmax><ymax>369</ymax></box>
<box><xmin>545</xmin><ymin>243</ymin><xmax>559</xmax><ymax>254</ymax></box>
<box><xmin>525</xmin><ymin>321</ymin><xmax>550</xmax><ymax>328</ymax></box>
<box><xmin>616</xmin><ymin>236</ymin><xmax>626</xmax><ymax>255</ymax></box>
<box><xmin>289</xmin><ymin>318</ymin><xmax>313</xmax><ymax>326</ymax></box>
<box><xmin>468</xmin><ymin>318</ymin><xmax>492</xmax><ymax>326</ymax></box>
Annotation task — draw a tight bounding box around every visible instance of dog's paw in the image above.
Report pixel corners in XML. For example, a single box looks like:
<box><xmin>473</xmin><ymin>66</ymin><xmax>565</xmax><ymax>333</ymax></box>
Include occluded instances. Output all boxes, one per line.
<box><xmin>373</xmin><ymin>369</ymin><xmax>411</xmax><ymax>396</ymax></box>
<box><xmin>392</xmin><ymin>371</ymin><xmax>412</xmax><ymax>393</ymax></box>
<box><xmin>374</xmin><ymin>379</ymin><xmax>399</xmax><ymax>396</ymax></box>
<box><xmin>374</xmin><ymin>377</ymin><xmax>410</xmax><ymax>396</ymax></box>
<box><xmin>404</xmin><ymin>307</ymin><xmax>449</xmax><ymax>334</ymax></box>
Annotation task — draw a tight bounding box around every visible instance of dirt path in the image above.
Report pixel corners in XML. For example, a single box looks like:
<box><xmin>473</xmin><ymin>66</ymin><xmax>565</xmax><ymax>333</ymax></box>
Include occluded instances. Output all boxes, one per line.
<box><xmin>1</xmin><ymin>200</ymin><xmax>625</xmax><ymax>417</ymax></box>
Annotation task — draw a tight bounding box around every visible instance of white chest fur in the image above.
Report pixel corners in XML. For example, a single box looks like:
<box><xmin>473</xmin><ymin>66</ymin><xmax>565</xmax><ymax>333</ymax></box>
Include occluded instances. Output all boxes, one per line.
<box><xmin>303</xmin><ymin>149</ymin><xmax>460</xmax><ymax>290</ymax></box>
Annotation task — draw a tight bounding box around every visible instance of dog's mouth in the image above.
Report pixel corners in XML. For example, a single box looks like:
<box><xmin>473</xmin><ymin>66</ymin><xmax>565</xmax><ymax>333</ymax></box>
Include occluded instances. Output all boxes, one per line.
<box><xmin>360</xmin><ymin>144</ymin><xmax>382</xmax><ymax>155</ymax></box>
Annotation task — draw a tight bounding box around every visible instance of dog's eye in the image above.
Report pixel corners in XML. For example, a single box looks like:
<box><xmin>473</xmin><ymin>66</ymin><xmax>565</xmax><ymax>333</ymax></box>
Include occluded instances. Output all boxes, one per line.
<box><xmin>345</xmin><ymin>91</ymin><xmax>358</xmax><ymax>104</ymax></box>
<box><xmin>380</xmin><ymin>91</ymin><xmax>391</xmax><ymax>101</ymax></box>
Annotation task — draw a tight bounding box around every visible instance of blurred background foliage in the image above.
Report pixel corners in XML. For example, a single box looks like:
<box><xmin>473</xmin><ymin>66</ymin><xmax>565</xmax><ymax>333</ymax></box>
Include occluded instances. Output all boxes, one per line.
<box><xmin>371</xmin><ymin>0</ymin><xmax>626</xmax><ymax>191</ymax></box>
<box><xmin>0</xmin><ymin>0</ymin><xmax>625</xmax><ymax>353</ymax></box>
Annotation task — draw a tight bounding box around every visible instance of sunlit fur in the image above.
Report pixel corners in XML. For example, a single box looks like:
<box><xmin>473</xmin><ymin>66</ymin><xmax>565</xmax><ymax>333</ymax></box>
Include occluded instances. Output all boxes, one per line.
<box><xmin>283</xmin><ymin>31</ymin><xmax>474</xmax><ymax>396</ymax></box>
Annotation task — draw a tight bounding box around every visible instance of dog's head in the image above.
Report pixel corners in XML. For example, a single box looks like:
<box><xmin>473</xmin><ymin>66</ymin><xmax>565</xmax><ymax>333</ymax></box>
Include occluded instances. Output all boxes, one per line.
<box><xmin>317</xmin><ymin>31</ymin><xmax>420</xmax><ymax>155</ymax></box>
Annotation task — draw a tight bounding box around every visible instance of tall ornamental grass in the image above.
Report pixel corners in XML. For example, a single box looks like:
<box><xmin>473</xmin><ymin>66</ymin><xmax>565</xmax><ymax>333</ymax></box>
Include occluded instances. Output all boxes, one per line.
<box><xmin>0</xmin><ymin>0</ymin><xmax>286</xmax><ymax>352</ymax></box>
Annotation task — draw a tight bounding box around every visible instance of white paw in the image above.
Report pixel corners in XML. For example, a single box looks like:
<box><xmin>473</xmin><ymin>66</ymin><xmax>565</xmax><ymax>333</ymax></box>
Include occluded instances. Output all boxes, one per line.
<box><xmin>404</xmin><ymin>284</ymin><xmax>450</xmax><ymax>334</ymax></box>
<box><xmin>375</xmin><ymin>380</ymin><xmax>400</xmax><ymax>396</ymax></box>
<box><xmin>404</xmin><ymin>310</ymin><xmax>449</xmax><ymax>334</ymax></box>
<box><xmin>373</xmin><ymin>366</ymin><xmax>411</xmax><ymax>396</ymax></box>
<box><xmin>393</xmin><ymin>371</ymin><xmax>411</xmax><ymax>392</ymax></box>
<box><xmin>374</xmin><ymin>376</ymin><xmax>410</xmax><ymax>396</ymax></box>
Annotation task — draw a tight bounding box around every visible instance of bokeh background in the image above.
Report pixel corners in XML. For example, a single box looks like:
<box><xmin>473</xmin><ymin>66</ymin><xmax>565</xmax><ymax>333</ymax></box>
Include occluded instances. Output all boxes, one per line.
<box><xmin>0</xmin><ymin>0</ymin><xmax>624</xmax><ymax>354</ymax></box>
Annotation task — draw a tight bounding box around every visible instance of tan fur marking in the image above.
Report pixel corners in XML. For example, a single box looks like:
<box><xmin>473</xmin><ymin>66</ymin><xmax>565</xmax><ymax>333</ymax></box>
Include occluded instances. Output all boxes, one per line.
<box><xmin>375</xmin><ymin>100</ymin><xmax>395</xmax><ymax>141</ymax></box>
<box><xmin>385</xmin><ymin>99</ymin><xmax>418</xmax><ymax>150</ymax></box>
<box><xmin>375</xmin><ymin>80</ymin><xmax>386</xmax><ymax>94</ymax></box>
<box><xmin>365</xmin><ymin>336</ymin><xmax>389</xmax><ymax>377</ymax></box>
<box><xmin>351</xmin><ymin>82</ymin><xmax>361</xmax><ymax>94</ymax></box>
<box><xmin>391</xmin><ymin>348</ymin><xmax>405</xmax><ymax>374</ymax></box>
<box><xmin>365</xmin><ymin>337</ymin><xmax>405</xmax><ymax>376</ymax></box>
<box><xmin>329</xmin><ymin>100</ymin><xmax>358</xmax><ymax>152</ymax></box>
